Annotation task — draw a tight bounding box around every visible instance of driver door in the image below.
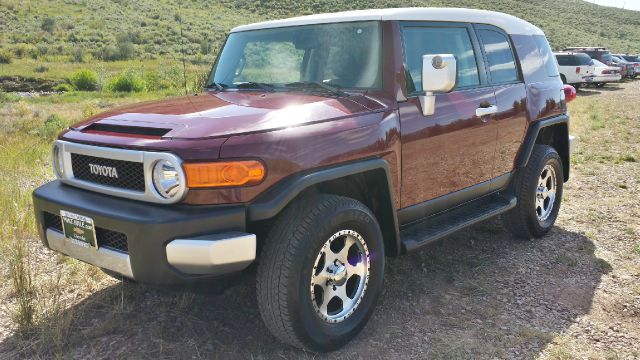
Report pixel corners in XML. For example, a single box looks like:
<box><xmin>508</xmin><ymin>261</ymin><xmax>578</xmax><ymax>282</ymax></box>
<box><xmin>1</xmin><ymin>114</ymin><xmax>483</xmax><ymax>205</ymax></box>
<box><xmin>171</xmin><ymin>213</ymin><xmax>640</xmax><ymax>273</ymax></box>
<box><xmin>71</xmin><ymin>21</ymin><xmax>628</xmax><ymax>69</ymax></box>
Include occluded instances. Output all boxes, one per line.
<box><xmin>399</xmin><ymin>23</ymin><xmax>498</xmax><ymax>212</ymax></box>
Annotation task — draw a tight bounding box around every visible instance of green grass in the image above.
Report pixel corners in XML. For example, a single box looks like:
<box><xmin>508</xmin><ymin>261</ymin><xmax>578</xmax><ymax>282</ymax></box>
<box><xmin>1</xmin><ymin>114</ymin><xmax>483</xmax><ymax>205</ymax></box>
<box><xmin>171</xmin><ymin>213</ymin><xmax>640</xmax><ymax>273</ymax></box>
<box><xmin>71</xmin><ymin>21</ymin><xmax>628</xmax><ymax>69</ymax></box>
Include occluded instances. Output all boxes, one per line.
<box><xmin>0</xmin><ymin>90</ymin><xmax>167</xmax><ymax>332</ymax></box>
<box><xmin>1</xmin><ymin>0</ymin><xmax>640</xmax><ymax>67</ymax></box>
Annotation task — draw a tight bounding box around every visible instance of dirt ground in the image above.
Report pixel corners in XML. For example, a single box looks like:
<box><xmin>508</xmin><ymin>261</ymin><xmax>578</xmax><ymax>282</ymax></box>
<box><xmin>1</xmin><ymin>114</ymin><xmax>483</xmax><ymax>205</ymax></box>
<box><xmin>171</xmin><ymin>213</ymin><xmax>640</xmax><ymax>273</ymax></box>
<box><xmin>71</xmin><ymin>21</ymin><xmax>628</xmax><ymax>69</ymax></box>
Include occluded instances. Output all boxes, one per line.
<box><xmin>1</xmin><ymin>81</ymin><xmax>639</xmax><ymax>359</ymax></box>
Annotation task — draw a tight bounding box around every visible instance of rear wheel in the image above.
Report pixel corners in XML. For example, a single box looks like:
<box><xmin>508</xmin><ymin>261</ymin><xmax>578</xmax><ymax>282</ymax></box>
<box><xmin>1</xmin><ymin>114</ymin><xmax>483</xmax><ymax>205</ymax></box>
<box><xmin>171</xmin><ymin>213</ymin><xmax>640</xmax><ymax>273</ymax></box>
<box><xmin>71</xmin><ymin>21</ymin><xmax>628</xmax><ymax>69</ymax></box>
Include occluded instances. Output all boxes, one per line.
<box><xmin>560</xmin><ymin>74</ymin><xmax>567</xmax><ymax>84</ymax></box>
<box><xmin>504</xmin><ymin>145</ymin><xmax>563</xmax><ymax>239</ymax></box>
<box><xmin>257</xmin><ymin>194</ymin><xmax>385</xmax><ymax>351</ymax></box>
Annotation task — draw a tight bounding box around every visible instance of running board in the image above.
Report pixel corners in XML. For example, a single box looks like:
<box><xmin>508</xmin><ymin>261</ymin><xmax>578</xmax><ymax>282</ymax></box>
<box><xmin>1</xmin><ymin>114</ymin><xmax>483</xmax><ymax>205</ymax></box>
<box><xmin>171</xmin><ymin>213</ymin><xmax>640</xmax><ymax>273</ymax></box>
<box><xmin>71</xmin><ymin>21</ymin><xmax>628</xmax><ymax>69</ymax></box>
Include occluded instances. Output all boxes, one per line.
<box><xmin>401</xmin><ymin>194</ymin><xmax>517</xmax><ymax>253</ymax></box>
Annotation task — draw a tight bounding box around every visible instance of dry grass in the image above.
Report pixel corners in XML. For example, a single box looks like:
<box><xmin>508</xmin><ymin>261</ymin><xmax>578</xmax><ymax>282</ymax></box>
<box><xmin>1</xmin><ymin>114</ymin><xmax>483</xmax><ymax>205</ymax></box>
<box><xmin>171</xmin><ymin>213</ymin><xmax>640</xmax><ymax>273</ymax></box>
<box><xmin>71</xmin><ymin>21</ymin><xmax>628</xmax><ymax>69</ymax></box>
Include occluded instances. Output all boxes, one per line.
<box><xmin>0</xmin><ymin>81</ymin><xmax>639</xmax><ymax>358</ymax></box>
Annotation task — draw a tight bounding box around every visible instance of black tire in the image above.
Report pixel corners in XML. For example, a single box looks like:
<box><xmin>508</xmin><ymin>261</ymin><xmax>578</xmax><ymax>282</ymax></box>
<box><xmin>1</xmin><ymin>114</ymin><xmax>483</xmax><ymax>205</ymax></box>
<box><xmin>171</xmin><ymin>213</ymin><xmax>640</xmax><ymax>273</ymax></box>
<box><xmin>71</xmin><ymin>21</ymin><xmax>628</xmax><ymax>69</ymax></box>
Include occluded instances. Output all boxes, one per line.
<box><xmin>256</xmin><ymin>194</ymin><xmax>385</xmax><ymax>351</ymax></box>
<box><xmin>560</xmin><ymin>74</ymin><xmax>567</xmax><ymax>84</ymax></box>
<box><xmin>573</xmin><ymin>83</ymin><xmax>581</xmax><ymax>90</ymax></box>
<box><xmin>596</xmin><ymin>83</ymin><xmax>606</xmax><ymax>88</ymax></box>
<box><xmin>504</xmin><ymin>145</ymin><xmax>563</xmax><ymax>239</ymax></box>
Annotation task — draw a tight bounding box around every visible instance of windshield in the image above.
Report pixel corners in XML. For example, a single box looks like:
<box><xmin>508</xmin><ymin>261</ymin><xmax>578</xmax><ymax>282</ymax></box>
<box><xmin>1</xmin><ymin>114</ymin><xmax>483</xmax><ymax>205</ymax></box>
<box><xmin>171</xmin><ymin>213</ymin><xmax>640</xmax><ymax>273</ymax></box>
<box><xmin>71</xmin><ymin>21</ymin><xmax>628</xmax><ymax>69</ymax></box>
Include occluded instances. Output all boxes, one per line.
<box><xmin>208</xmin><ymin>21</ymin><xmax>382</xmax><ymax>91</ymax></box>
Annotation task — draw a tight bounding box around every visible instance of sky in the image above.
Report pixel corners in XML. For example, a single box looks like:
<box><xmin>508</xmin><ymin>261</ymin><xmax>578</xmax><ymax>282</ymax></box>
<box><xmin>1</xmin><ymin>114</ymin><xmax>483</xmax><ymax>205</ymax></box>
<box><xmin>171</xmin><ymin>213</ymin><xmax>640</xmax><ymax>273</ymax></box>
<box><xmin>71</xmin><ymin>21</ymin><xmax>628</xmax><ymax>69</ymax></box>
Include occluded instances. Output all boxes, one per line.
<box><xmin>583</xmin><ymin>0</ymin><xmax>640</xmax><ymax>11</ymax></box>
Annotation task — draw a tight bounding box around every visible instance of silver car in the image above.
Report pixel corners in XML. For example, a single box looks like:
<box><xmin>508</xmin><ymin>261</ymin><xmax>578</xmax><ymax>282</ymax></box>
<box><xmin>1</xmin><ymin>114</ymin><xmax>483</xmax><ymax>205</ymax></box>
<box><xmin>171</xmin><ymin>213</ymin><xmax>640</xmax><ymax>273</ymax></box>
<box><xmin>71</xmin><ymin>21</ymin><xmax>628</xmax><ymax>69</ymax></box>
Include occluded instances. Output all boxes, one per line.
<box><xmin>611</xmin><ymin>56</ymin><xmax>636</xmax><ymax>78</ymax></box>
<box><xmin>613</xmin><ymin>54</ymin><xmax>640</xmax><ymax>77</ymax></box>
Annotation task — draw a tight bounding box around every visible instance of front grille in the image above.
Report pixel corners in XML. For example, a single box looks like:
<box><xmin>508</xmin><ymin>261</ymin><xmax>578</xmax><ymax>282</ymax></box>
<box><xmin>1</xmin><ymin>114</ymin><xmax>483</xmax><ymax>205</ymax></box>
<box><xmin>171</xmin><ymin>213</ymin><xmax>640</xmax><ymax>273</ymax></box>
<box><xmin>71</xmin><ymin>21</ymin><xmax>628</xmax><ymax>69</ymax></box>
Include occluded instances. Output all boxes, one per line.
<box><xmin>96</xmin><ymin>228</ymin><xmax>128</xmax><ymax>252</ymax></box>
<box><xmin>43</xmin><ymin>211</ymin><xmax>129</xmax><ymax>253</ymax></box>
<box><xmin>71</xmin><ymin>153</ymin><xmax>145</xmax><ymax>191</ymax></box>
<box><xmin>44</xmin><ymin>211</ymin><xmax>62</xmax><ymax>232</ymax></box>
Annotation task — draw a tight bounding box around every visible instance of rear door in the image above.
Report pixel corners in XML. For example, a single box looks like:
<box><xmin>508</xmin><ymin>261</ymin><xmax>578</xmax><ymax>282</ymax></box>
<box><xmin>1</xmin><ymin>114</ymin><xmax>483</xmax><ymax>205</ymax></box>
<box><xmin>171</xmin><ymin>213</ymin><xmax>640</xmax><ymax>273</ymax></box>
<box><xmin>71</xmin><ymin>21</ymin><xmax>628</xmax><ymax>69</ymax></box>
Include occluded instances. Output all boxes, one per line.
<box><xmin>398</xmin><ymin>23</ymin><xmax>498</xmax><ymax>209</ymax></box>
<box><xmin>474</xmin><ymin>25</ymin><xmax>528</xmax><ymax>180</ymax></box>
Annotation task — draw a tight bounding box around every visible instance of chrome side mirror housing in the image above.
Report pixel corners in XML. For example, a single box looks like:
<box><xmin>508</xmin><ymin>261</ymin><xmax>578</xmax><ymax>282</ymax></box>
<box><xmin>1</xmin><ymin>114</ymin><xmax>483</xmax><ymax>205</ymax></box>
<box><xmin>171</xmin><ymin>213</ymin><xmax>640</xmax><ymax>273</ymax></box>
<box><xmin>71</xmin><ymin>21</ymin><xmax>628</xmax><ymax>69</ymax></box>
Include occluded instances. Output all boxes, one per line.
<box><xmin>420</xmin><ymin>54</ymin><xmax>457</xmax><ymax>116</ymax></box>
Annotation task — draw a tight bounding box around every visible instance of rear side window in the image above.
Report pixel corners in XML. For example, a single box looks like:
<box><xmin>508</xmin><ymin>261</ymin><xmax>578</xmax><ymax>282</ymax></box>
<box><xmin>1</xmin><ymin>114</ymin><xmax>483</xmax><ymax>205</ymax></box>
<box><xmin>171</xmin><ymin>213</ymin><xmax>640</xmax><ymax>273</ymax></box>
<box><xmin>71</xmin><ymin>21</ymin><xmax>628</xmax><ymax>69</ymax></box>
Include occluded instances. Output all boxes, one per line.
<box><xmin>556</xmin><ymin>55</ymin><xmax>576</xmax><ymax>66</ymax></box>
<box><xmin>556</xmin><ymin>54</ymin><xmax>593</xmax><ymax>66</ymax></box>
<box><xmin>401</xmin><ymin>26</ymin><xmax>480</xmax><ymax>92</ymax></box>
<box><xmin>576</xmin><ymin>53</ymin><xmax>594</xmax><ymax>65</ymax></box>
<box><xmin>477</xmin><ymin>29</ymin><xmax>519</xmax><ymax>83</ymax></box>
<box><xmin>533</xmin><ymin>35</ymin><xmax>559</xmax><ymax>77</ymax></box>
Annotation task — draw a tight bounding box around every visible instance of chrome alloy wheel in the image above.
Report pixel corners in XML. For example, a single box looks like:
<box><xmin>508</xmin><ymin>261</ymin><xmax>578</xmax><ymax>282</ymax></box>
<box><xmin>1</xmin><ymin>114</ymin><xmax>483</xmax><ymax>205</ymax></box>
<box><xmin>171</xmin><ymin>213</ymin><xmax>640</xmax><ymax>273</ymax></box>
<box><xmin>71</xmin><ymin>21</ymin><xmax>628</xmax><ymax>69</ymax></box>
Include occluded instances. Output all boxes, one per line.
<box><xmin>310</xmin><ymin>230</ymin><xmax>370</xmax><ymax>323</ymax></box>
<box><xmin>536</xmin><ymin>164</ymin><xmax>557</xmax><ymax>222</ymax></box>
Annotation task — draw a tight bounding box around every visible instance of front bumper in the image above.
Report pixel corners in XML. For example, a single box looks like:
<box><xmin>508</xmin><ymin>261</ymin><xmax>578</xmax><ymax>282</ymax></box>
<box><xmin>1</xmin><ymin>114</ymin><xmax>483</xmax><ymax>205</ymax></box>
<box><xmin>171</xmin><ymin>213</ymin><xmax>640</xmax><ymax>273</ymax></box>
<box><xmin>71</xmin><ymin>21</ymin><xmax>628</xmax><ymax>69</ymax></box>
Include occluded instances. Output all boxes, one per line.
<box><xmin>569</xmin><ymin>135</ymin><xmax>577</xmax><ymax>155</ymax></box>
<box><xmin>33</xmin><ymin>181</ymin><xmax>255</xmax><ymax>285</ymax></box>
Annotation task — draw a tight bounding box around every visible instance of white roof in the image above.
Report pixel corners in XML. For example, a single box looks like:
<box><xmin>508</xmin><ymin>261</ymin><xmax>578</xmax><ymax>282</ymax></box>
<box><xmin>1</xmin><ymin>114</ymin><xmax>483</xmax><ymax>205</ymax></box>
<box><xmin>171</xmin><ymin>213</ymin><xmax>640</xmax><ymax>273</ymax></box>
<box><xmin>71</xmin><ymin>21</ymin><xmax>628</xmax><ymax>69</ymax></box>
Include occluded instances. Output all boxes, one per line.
<box><xmin>231</xmin><ymin>8</ymin><xmax>544</xmax><ymax>36</ymax></box>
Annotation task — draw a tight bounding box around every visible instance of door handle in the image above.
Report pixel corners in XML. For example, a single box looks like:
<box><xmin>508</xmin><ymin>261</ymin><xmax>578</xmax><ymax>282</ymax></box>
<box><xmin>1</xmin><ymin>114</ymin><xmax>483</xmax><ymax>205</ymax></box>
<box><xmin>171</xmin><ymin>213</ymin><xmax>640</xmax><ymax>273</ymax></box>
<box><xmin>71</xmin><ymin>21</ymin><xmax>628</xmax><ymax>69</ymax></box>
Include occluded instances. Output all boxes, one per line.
<box><xmin>475</xmin><ymin>105</ymin><xmax>498</xmax><ymax>118</ymax></box>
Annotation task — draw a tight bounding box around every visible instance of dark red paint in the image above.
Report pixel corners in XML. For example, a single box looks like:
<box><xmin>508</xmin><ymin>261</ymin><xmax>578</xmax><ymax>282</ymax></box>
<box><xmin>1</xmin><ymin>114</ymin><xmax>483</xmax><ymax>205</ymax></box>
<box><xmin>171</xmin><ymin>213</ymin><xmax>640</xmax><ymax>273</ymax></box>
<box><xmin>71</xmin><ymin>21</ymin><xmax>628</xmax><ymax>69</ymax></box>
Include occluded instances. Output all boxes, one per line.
<box><xmin>60</xmin><ymin>21</ymin><xmax>564</xmax><ymax>207</ymax></box>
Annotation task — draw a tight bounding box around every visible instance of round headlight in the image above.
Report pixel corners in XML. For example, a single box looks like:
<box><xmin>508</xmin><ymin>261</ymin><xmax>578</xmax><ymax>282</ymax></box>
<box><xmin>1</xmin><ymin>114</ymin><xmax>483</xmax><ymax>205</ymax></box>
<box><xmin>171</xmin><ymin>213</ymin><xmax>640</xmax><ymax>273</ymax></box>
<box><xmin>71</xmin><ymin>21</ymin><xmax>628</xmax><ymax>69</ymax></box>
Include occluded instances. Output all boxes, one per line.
<box><xmin>52</xmin><ymin>144</ymin><xmax>64</xmax><ymax>178</ymax></box>
<box><xmin>152</xmin><ymin>160</ymin><xmax>183</xmax><ymax>199</ymax></box>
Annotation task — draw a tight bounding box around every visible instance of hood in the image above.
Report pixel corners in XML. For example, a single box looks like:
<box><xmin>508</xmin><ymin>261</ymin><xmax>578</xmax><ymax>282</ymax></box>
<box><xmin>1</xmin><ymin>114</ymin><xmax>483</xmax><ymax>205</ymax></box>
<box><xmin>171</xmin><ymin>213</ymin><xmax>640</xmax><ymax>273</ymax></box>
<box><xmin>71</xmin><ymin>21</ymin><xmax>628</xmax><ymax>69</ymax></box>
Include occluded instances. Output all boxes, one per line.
<box><xmin>72</xmin><ymin>91</ymin><xmax>386</xmax><ymax>140</ymax></box>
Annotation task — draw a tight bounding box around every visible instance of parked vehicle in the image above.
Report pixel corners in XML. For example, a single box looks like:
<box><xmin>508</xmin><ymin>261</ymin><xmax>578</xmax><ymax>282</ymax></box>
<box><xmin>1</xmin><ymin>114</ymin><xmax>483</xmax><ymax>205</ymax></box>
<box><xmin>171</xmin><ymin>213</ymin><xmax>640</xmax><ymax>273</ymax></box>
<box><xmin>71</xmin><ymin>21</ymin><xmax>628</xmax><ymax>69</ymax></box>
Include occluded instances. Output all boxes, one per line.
<box><xmin>588</xmin><ymin>59</ymin><xmax>622</xmax><ymax>87</ymax></box>
<box><xmin>563</xmin><ymin>46</ymin><xmax>615</xmax><ymax>66</ymax></box>
<box><xmin>554</xmin><ymin>52</ymin><xmax>596</xmax><ymax>88</ymax></box>
<box><xmin>33</xmin><ymin>8</ymin><xmax>575</xmax><ymax>351</ymax></box>
<box><xmin>613</xmin><ymin>54</ymin><xmax>640</xmax><ymax>77</ymax></box>
<box><xmin>611</xmin><ymin>56</ymin><xmax>636</xmax><ymax>78</ymax></box>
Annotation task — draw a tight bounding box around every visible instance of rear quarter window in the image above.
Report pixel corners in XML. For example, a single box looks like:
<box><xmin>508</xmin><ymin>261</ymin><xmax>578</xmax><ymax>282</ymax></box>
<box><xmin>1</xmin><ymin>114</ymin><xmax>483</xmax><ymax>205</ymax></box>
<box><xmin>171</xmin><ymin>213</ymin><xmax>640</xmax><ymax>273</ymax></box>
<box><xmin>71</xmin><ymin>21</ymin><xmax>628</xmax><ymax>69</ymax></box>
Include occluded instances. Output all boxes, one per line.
<box><xmin>477</xmin><ymin>29</ymin><xmax>519</xmax><ymax>83</ymax></box>
<box><xmin>533</xmin><ymin>36</ymin><xmax>559</xmax><ymax>77</ymax></box>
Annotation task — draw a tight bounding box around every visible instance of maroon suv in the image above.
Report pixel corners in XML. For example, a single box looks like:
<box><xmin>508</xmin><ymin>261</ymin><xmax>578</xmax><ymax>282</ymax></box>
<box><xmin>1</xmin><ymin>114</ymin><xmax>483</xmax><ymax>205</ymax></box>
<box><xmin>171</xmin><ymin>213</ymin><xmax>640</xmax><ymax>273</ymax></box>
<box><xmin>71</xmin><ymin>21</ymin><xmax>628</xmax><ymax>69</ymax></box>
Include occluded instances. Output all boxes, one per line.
<box><xmin>33</xmin><ymin>8</ymin><xmax>574</xmax><ymax>351</ymax></box>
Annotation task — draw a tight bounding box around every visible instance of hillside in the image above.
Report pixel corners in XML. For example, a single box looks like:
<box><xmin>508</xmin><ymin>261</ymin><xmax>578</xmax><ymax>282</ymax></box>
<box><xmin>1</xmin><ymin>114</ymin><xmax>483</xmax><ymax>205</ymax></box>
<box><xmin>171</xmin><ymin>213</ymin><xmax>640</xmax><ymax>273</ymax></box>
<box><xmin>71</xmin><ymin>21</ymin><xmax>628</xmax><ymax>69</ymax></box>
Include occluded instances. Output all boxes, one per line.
<box><xmin>0</xmin><ymin>0</ymin><xmax>639</xmax><ymax>66</ymax></box>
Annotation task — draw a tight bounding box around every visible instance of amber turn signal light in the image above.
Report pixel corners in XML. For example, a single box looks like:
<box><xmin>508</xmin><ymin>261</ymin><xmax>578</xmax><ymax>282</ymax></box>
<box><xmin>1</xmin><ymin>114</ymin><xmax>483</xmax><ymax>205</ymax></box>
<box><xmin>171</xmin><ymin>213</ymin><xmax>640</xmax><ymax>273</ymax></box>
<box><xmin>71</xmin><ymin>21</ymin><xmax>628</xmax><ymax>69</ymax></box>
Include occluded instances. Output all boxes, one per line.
<box><xmin>184</xmin><ymin>160</ymin><xmax>265</xmax><ymax>188</ymax></box>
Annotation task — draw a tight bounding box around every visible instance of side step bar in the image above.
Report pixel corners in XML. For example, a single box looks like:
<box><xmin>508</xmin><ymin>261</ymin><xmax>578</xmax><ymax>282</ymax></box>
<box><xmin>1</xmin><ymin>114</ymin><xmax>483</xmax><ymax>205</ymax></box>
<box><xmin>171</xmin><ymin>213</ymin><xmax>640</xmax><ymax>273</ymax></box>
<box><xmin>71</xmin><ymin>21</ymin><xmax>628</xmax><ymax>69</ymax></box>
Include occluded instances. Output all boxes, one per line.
<box><xmin>401</xmin><ymin>194</ymin><xmax>517</xmax><ymax>253</ymax></box>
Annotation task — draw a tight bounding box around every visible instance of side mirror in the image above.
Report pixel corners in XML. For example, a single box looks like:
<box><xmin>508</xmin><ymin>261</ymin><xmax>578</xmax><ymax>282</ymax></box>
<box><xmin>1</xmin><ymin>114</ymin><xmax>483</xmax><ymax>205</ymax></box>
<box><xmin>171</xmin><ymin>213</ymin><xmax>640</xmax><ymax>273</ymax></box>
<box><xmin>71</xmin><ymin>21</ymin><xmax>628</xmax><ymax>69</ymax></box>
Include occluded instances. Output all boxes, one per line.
<box><xmin>420</xmin><ymin>54</ymin><xmax>457</xmax><ymax>116</ymax></box>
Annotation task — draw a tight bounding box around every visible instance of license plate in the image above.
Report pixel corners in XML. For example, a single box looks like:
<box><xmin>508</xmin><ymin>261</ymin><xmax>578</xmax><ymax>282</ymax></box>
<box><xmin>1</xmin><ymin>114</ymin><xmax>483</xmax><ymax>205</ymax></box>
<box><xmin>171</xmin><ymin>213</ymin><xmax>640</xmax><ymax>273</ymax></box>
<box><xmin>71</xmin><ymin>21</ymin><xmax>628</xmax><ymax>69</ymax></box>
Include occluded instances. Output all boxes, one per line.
<box><xmin>60</xmin><ymin>210</ymin><xmax>97</xmax><ymax>249</ymax></box>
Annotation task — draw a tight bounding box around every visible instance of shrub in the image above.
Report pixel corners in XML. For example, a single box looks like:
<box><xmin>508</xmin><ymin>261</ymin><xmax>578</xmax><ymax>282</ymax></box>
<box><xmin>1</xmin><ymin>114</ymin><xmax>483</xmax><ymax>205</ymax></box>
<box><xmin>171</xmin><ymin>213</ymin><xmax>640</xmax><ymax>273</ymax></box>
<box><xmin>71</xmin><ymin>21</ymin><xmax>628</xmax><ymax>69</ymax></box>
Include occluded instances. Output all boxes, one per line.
<box><xmin>0</xmin><ymin>49</ymin><xmax>13</xmax><ymax>64</ymax></box>
<box><xmin>38</xmin><ymin>114</ymin><xmax>67</xmax><ymax>139</ymax></box>
<box><xmin>117</xmin><ymin>41</ymin><xmax>136</xmax><ymax>60</ymax></box>
<box><xmin>71</xmin><ymin>47</ymin><xmax>85</xmax><ymax>63</ymax></box>
<box><xmin>82</xmin><ymin>102</ymin><xmax>100</xmax><ymax>118</ymax></box>
<box><xmin>34</xmin><ymin>65</ymin><xmax>49</xmax><ymax>73</ymax></box>
<box><xmin>36</xmin><ymin>43</ymin><xmax>49</xmax><ymax>56</ymax></box>
<box><xmin>94</xmin><ymin>45</ymin><xmax>120</xmax><ymax>61</ymax></box>
<box><xmin>11</xmin><ymin>43</ymin><xmax>31</xmax><ymax>58</ymax></box>
<box><xmin>144</xmin><ymin>70</ymin><xmax>179</xmax><ymax>91</ymax></box>
<box><xmin>70</xmin><ymin>69</ymin><xmax>98</xmax><ymax>91</ymax></box>
<box><xmin>41</xmin><ymin>17</ymin><xmax>56</xmax><ymax>33</ymax></box>
<box><xmin>53</xmin><ymin>83</ymin><xmax>73</xmax><ymax>92</ymax></box>
<box><xmin>0</xmin><ymin>91</ymin><xmax>19</xmax><ymax>103</ymax></box>
<box><xmin>199</xmin><ymin>39</ymin><xmax>212</xmax><ymax>55</ymax></box>
<box><xmin>106</xmin><ymin>71</ymin><xmax>145</xmax><ymax>92</ymax></box>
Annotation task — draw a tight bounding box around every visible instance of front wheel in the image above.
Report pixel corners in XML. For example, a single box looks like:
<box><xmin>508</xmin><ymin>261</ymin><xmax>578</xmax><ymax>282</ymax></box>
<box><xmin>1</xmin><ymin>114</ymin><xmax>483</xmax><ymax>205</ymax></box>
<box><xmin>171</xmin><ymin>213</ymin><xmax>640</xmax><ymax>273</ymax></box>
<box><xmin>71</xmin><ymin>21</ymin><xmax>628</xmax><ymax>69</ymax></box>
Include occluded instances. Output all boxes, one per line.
<box><xmin>257</xmin><ymin>194</ymin><xmax>385</xmax><ymax>351</ymax></box>
<box><xmin>504</xmin><ymin>145</ymin><xmax>564</xmax><ymax>239</ymax></box>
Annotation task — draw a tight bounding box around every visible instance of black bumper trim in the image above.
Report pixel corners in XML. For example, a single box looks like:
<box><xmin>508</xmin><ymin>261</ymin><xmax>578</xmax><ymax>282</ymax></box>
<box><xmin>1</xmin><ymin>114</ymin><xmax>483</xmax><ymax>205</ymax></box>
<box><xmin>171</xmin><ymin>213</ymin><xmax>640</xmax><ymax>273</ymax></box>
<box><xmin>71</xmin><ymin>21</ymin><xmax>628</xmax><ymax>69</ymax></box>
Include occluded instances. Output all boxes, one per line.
<box><xmin>33</xmin><ymin>180</ymin><xmax>247</xmax><ymax>285</ymax></box>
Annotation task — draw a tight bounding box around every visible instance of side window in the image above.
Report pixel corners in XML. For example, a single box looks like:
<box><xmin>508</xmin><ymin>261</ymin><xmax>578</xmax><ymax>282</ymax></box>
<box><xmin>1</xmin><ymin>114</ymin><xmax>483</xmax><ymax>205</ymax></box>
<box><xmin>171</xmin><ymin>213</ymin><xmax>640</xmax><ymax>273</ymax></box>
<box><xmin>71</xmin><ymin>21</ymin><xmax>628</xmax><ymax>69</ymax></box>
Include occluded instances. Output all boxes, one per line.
<box><xmin>401</xmin><ymin>26</ymin><xmax>480</xmax><ymax>92</ymax></box>
<box><xmin>556</xmin><ymin>55</ymin><xmax>570</xmax><ymax>66</ymax></box>
<box><xmin>477</xmin><ymin>29</ymin><xmax>519</xmax><ymax>83</ymax></box>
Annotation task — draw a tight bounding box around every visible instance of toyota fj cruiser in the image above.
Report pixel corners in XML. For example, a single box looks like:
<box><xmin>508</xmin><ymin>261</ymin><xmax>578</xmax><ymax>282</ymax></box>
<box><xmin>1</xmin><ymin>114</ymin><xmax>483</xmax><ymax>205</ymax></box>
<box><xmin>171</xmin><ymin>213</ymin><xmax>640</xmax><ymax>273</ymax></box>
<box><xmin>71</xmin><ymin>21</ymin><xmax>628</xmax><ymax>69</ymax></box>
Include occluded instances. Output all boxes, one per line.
<box><xmin>33</xmin><ymin>8</ymin><xmax>575</xmax><ymax>351</ymax></box>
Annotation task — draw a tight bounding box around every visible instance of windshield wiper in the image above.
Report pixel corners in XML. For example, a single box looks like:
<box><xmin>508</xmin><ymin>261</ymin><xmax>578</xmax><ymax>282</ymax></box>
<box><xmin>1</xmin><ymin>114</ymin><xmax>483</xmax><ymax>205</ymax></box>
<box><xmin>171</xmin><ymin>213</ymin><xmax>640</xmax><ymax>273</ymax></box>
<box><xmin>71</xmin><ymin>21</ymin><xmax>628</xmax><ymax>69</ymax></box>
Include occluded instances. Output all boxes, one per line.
<box><xmin>283</xmin><ymin>81</ymin><xmax>349</xmax><ymax>97</ymax></box>
<box><xmin>203</xmin><ymin>82</ymin><xmax>227</xmax><ymax>91</ymax></box>
<box><xmin>232</xmin><ymin>81</ymin><xmax>275</xmax><ymax>92</ymax></box>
